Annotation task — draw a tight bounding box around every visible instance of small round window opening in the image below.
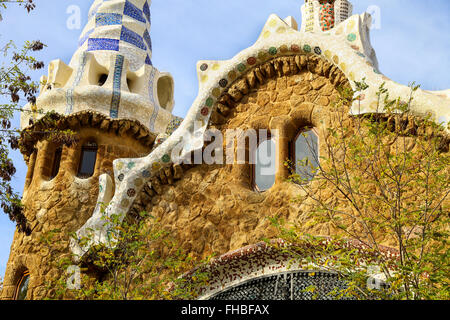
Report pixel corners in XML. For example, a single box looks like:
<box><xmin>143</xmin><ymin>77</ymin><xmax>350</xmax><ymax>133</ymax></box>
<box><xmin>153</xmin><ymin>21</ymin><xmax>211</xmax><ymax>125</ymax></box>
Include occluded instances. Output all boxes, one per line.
<box><xmin>291</xmin><ymin>128</ymin><xmax>319</xmax><ymax>184</ymax></box>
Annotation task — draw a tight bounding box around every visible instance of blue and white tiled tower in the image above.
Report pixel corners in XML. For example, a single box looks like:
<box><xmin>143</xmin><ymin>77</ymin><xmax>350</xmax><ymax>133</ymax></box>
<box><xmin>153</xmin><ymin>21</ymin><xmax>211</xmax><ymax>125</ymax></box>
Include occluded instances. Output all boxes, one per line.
<box><xmin>77</xmin><ymin>0</ymin><xmax>154</xmax><ymax>72</ymax></box>
<box><xmin>22</xmin><ymin>0</ymin><xmax>175</xmax><ymax>135</ymax></box>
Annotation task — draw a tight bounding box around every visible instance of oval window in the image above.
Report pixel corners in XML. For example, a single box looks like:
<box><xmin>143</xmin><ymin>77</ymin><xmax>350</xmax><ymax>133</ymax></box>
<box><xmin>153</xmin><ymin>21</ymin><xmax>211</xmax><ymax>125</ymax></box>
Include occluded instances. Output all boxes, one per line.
<box><xmin>253</xmin><ymin>138</ymin><xmax>276</xmax><ymax>192</ymax></box>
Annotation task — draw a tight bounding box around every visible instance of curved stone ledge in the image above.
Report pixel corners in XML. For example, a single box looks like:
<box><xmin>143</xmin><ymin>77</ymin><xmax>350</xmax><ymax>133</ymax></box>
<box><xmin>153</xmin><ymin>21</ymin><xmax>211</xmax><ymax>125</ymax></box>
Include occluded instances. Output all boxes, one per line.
<box><xmin>209</xmin><ymin>54</ymin><xmax>350</xmax><ymax>126</ymax></box>
<box><xmin>20</xmin><ymin>110</ymin><xmax>156</xmax><ymax>158</ymax></box>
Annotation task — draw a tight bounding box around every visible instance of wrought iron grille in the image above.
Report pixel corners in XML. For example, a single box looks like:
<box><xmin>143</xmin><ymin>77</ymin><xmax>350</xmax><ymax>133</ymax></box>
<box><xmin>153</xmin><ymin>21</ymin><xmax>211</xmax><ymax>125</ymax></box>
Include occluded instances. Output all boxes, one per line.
<box><xmin>209</xmin><ymin>271</ymin><xmax>352</xmax><ymax>300</ymax></box>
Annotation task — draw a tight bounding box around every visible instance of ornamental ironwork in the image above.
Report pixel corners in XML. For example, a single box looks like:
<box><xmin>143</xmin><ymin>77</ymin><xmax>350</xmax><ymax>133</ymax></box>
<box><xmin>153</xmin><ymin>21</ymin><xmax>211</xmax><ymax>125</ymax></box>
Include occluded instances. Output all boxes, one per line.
<box><xmin>209</xmin><ymin>271</ymin><xmax>353</xmax><ymax>300</ymax></box>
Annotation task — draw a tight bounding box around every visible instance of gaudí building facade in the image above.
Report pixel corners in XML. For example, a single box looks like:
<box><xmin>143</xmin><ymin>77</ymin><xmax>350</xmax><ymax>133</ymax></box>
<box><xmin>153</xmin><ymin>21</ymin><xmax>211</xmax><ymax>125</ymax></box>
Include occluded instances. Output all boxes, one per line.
<box><xmin>1</xmin><ymin>0</ymin><xmax>449</xmax><ymax>300</ymax></box>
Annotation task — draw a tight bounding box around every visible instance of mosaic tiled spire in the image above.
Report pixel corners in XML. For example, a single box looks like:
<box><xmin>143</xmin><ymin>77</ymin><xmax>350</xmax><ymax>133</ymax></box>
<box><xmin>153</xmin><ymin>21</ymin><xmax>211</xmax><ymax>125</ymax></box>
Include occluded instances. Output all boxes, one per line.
<box><xmin>300</xmin><ymin>0</ymin><xmax>353</xmax><ymax>33</ymax></box>
<box><xmin>22</xmin><ymin>0</ymin><xmax>177</xmax><ymax>136</ymax></box>
<box><xmin>74</xmin><ymin>0</ymin><xmax>153</xmax><ymax>71</ymax></box>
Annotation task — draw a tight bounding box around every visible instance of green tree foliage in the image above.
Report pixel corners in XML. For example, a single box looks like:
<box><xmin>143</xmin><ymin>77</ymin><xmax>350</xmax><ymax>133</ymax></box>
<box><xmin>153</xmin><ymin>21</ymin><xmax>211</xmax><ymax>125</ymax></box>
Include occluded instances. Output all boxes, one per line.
<box><xmin>45</xmin><ymin>212</ymin><xmax>210</xmax><ymax>300</ymax></box>
<box><xmin>0</xmin><ymin>0</ymin><xmax>35</xmax><ymax>12</ymax></box>
<box><xmin>0</xmin><ymin>0</ymin><xmax>43</xmax><ymax>234</ymax></box>
<box><xmin>0</xmin><ymin>1</ymin><xmax>76</xmax><ymax>234</ymax></box>
<box><xmin>275</xmin><ymin>81</ymin><xmax>449</xmax><ymax>300</ymax></box>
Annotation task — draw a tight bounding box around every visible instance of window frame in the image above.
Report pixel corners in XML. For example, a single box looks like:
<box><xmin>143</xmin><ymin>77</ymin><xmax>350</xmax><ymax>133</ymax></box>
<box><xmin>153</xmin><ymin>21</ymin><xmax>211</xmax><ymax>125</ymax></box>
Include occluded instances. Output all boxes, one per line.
<box><xmin>251</xmin><ymin>133</ymin><xmax>277</xmax><ymax>193</ymax></box>
<box><xmin>14</xmin><ymin>270</ymin><xmax>30</xmax><ymax>300</ymax></box>
<box><xmin>77</xmin><ymin>141</ymin><xmax>98</xmax><ymax>179</ymax></box>
<box><xmin>289</xmin><ymin>127</ymin><xmax>320</xmax><ymax>183</ymax></box>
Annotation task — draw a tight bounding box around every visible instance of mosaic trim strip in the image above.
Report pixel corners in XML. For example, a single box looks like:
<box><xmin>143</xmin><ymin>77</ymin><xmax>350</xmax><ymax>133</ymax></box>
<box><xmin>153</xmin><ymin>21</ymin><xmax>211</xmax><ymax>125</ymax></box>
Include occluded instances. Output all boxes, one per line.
<box><xmin>165</xmin><ymin>116</ymin><xmax>183</xmax><ymax>136</ymax></box>
<box><xmin>124</xmin><ymin>0</ymin><xmax>146</xmax><ymax>23</ymax></box>
<box><xmin>65</xmin><ymin>52</ymin><xmax>88</xmax><ymax>115</ymax></box>
<box><xmin>148</xmin><ymin>68</ymin><xmax>158</xmax><ymax>131</ymax></box>
<box><xmin>143</xmin><ymin>29</ymin><xmax>152</xmax><ymax>52</ymax></box>
<box><xmin>145</xmin><ymin>54</ymin><xmax>152</xmax><ymax>66</ymax></box>
<box><xmin>96</xmin><ymin>13</ymin><xmax>123</xmax><ymax>27</ymax></box>
<box><xmin>198</xmin><ymin>43</ymin><xmax>327</xmax><ymax>95</ymax></box>
<box><xmin>78</xmin><ymin>29</ymin><xmax>94</xmax><ymax>47</ymax></box>
<box><xmin>88</xmin><ymin>38</ymin><xmax>120</xmax><ymax>52</ymax></box>
<box><xmin>110</xmin><ymin>55</ymin><xmax>125</xmax><ymax>118</ymax></box>
<box><xmin>143</xmin><ymin>1</ymin><xmax>151</xmax><ymax>24</ymax></box>
<box><xmin>88</xmin><ymin>1</ymin><xmax>102</xmax><ymax>21</ymax></box>
<box><xmin>120</xmin><ymin>26</ymin><xmax>147</xmax><ymax>50</ymax></box>
<box><xmin>65</xmin><ymin>90</ymin><xmax>75</xmax><ymax>115</ymax></box>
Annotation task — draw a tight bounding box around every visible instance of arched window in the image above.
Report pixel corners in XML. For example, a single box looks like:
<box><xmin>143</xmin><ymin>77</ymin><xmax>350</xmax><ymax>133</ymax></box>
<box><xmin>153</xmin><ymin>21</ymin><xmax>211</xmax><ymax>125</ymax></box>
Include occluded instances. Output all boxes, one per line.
<box><xmin>14</xmin><ymin>271</ymin><xmax>30</xmax><ymax>300</ymax></box>
<box><xmin>77</xmin><ymin>142</ymin><xmax>98</xmax><ymax>179</ymax></box>
<box><xmin>292</xmin><ymin>128</ymin><xmax>319</xmax><ymax>183</ymax></box>
<box><xmin>50</xmin><ymin>147</ymin><xmax>62</xmax><ymax>180</ymax></box>
<box><xmin>253</xmin><ymin>137</ymin><xmax>276</xmax><ymax>192</ymax></box>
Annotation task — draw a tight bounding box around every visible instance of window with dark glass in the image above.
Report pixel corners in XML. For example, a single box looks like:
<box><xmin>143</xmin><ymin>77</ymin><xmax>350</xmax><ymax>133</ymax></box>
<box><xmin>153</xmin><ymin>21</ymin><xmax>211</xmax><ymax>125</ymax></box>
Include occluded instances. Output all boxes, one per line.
<box><xmin>15</xmin><ymin>271</ymin><xmax>30</xmax><ymax>300</ymax></box>
<box><xmin>50</xmin><ymin>147</ymin><xmax>62</xmax><ymax>180</ymax></box>
<box><xmin>77</xmin><ymin>142</ymin><xmax>97</xmax><ymax>178</ymax></box>
<box><xmin>292</xmin><ymin>128</ymin><xmax>319</xmax><ymax>183</ymax></box>
<box><xmin>253</xmin><ymin>138</ymin><xmax>276</xmax><ymax>192</ymax></box>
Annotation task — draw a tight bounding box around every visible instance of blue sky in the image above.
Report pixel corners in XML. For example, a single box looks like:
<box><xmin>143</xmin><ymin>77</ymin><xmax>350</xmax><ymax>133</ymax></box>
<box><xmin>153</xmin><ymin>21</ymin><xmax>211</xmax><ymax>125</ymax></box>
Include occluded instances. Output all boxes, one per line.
<box><xmin>0</xmin><ymin>0</ymin><xmax>449</xmax><ymax>278</ymax></box>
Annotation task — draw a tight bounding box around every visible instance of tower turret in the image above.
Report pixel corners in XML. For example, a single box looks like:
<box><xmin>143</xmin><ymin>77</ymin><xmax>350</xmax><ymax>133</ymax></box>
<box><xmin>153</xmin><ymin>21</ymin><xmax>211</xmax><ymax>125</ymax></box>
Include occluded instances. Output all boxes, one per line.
<box><xmin>22</xmin><ymin>0</ymin><xmax>175</xmax><ymax>134</ymax></box>
<box><xmin>1</xmin><ymin>0</ymin><xmax>174</xmax><ymax>300</ymax></box>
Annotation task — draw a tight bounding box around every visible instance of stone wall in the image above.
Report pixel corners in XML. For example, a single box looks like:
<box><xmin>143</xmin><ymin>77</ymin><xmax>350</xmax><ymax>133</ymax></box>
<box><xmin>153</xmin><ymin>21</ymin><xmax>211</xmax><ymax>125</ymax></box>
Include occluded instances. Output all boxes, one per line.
<box><xmin>134</xmin><ymin>55</ymin><xmax>448</xmax><ymax>265</ymax></box>
<box><xmin>3</xmin><ymin>54</ymin><xmax>447</xmax><ymax>299</ymax></box>
<box><xmin>1</xmin><ymin>122</ymin><xmax>152</xmax><ymax>300</ymax></box>
<box><xmin>136</xmin><ymin>58</ymin><xmax>350</xmax><ymax>261</ymax></box>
